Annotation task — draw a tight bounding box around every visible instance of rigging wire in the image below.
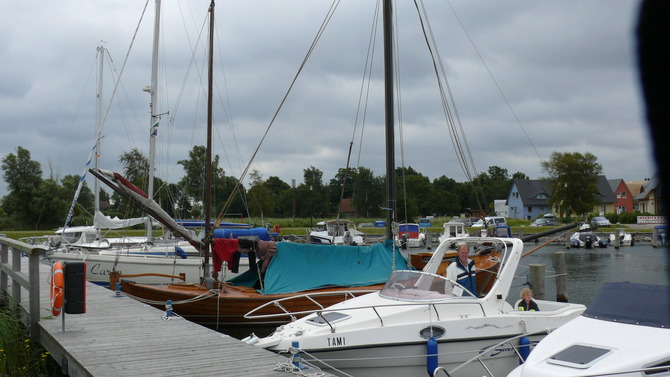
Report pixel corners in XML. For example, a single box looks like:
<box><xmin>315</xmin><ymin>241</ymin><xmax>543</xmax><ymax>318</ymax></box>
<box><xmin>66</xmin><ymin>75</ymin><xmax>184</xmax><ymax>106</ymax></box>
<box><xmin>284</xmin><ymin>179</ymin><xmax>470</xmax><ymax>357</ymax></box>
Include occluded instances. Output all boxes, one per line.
<box><xmin>215</xmin><ymin>0</ymin><xmax>343</xmax><ymax>222</ymax></box>
<box><xmin>412</xmin><ymin>0</ymin><xmax>489</xmax><ymax>212</ymax></box>
<box><xmin>445</xmin><ymin>0</ymin><xmax>543</xmax><ymax>164</ymax></box>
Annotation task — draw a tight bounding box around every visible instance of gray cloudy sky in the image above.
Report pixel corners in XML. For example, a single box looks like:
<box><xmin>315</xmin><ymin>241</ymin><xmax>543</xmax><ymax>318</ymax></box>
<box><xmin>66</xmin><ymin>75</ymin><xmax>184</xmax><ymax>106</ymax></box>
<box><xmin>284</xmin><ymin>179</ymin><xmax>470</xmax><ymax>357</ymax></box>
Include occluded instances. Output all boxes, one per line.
<box><xmin>0</xmin><ymin>0</ymin><xmax>655</xmax><ymax>199</ymax></box>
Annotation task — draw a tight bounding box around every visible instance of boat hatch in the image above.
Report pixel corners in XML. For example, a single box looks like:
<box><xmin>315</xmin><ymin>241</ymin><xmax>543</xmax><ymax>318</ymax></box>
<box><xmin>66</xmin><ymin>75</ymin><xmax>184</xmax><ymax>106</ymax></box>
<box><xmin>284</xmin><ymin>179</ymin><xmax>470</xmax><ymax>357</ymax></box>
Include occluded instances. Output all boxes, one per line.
<box><xmin>547</xmin><ymin>344</ymin><xmax>612</xmax><ymax>369</ymax></box>
<box><xmin>419</xmin><ymin>326</ymin><xmax>445</xmax><ymax>340</ymax></box>
<box><xmin>307</xmin><ymin>312</ymin><xmax>350</xmax><ymax>326</ymax></box>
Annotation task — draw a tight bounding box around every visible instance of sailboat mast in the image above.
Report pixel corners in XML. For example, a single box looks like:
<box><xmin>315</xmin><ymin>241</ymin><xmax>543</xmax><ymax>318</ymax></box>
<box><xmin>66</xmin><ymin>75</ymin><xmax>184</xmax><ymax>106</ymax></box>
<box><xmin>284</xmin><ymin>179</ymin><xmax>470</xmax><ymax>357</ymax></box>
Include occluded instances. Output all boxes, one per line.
<box><xmin>94</xmin><ymin>45</ymin><xmax>104</xmax><ymax>214</ymax></box>
<box><xmin>203</xmin><ymin>0</ymin><xmax>215</xmax><ymax>277</ymax></box>
<box><xmin>146</xmin><ymin>0</ymin><xmax>161</xmax><ymax>242</ymax></box>
<box><xmin>383</xmin><ymin>0</ymin><xmax>395</xmax><ymax>240</ymax></box>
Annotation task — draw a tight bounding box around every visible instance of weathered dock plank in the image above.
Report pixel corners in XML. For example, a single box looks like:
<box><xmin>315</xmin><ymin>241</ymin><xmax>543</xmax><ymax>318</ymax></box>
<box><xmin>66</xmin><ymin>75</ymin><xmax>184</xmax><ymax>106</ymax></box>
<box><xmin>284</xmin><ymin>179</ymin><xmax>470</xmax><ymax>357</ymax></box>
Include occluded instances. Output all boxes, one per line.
<box><xmin>8</xmin><ymin>255</ymin><xmax>333</xmax><ymax>377</ymax></box>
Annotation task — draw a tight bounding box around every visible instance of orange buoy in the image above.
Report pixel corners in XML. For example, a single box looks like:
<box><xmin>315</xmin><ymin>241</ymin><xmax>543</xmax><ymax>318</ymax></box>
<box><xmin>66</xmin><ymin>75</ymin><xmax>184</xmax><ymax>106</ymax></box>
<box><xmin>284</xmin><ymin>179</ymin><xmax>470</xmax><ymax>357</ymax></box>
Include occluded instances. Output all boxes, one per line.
<box><xmin>50</xmin><ymin>261</ymin><xmax>64</xmax><ymax>317</ymax></box>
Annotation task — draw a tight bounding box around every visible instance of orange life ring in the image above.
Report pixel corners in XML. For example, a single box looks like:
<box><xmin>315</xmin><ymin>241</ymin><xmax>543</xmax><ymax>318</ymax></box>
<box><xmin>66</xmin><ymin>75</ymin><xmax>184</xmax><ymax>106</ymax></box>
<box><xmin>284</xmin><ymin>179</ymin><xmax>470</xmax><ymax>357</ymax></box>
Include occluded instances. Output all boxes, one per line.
<box><xmin>50</xmin><ymin>261</ymin><xmax>64</xmax><ymax>317</ymax></box>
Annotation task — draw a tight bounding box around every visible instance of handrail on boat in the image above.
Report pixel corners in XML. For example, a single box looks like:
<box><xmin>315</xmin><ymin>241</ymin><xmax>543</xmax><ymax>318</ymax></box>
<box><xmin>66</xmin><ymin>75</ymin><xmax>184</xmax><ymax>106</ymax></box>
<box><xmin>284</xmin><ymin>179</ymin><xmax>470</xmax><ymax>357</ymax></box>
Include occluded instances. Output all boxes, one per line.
<box><xmin>244</xmin><ymin>293</ymin><xmax>486</xmax><ymax>327</ymax></box>
<box><xmin>433</xmin><ymin>328</ymin><xmax>552</xmax><ymax>377</ymax></box>
<box><xmin>108</xmin><ymin>270</ymin><xmax>186</xmax><ymax>289</ymax></box>
<box><xmin>244</xmin><ymin>289</ymin><xmax>379</xmax><ymax>319</ymax></box>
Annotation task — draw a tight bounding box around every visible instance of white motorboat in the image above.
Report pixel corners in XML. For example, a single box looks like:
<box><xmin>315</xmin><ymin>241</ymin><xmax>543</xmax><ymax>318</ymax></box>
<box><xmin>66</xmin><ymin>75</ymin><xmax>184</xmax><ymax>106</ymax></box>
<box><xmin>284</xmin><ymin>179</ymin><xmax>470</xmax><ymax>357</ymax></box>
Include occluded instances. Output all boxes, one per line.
<box><xmin>508</xmin><ymin>282</ymin><xmax>670</xmax><ymax>377</ymax></box>
<box><xmin>247</xmin><ymin>236</ymin><xmax>586</xmax><ymax>377</ymax></box>
<box><xmin>608</xmin><ymin>228</ymin><xmax>635</xmax><ymax>246</ymax></box>
<box><xmin>569</xmin><ymin>224</ymin><xmax>608</xmax><ymax>248</ymax></box>
<box><xmin>437</xmin><ymin>221</ymin><xmax>469</xmax><ymax>243</ymax></box>
<box><xmin>309</xmin><ymin>219</ymin><xmax>365</xmax><ymax>245</ymax></box>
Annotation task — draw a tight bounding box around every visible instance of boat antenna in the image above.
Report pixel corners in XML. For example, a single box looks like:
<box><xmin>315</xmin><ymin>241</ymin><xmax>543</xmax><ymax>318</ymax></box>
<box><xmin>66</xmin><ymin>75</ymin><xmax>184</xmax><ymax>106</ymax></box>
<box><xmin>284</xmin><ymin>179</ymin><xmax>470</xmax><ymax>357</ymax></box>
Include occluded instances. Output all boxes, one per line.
<box><xmin>203</xmin><ymin>0</ymin><xmax>215</xmax><ymax>285</ymax></box>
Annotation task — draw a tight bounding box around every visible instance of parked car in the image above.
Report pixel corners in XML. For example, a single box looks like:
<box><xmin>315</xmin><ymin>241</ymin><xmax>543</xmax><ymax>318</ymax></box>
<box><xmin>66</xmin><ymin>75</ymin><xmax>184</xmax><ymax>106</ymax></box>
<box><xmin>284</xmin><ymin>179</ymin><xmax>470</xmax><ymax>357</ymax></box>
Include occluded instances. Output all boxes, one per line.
<box><xmin>542</xmin><ymin>213</ymin><xmax>559</xmax><ymax>226</ymax></box>
<box><xmin>591</xmin><ymin>216</ymin><xmax>612</xmax><ymax>227</ymax></box>
<box><xmin>530</xmin><ymin>218</ymin><xmax>551</xmax><ymax>227</ymax></box>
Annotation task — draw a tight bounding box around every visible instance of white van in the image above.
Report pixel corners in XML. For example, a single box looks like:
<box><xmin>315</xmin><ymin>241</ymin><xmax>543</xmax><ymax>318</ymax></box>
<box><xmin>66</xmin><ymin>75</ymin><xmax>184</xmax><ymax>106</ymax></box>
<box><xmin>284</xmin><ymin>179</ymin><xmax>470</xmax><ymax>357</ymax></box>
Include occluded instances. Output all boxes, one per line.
<box><xmin>484</xmin><ymin>216</ymin><xmax>507</xmax><ymax>227</ymax></box>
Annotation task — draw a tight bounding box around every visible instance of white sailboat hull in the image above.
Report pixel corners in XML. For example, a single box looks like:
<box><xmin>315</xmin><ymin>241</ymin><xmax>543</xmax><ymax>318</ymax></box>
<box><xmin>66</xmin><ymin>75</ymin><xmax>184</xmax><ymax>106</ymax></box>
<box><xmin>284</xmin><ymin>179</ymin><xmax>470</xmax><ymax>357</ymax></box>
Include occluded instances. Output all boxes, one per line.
<box><xmin>45</xmin><ymin>250</ymin><xmax>247</xmax><ymax>286</ymax></box>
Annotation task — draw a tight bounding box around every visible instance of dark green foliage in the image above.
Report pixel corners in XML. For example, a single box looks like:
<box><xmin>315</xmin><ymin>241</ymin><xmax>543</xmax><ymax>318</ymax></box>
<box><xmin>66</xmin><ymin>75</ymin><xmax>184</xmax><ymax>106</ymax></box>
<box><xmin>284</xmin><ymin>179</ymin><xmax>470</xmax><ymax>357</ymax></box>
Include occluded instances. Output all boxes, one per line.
<box><xmin>0</xmin><ymin>304</ymin><xmax>63</xmax><ymax>376</ymax></box>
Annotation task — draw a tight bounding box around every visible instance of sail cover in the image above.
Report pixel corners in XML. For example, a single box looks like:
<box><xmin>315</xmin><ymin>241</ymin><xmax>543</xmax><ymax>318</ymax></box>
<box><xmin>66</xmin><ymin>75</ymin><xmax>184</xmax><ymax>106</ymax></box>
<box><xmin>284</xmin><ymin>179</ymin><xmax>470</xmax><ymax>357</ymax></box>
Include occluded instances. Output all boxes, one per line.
<box><xmin>89</xmin><ymin>168</ymin><xmax>202</xmax><ymax>248</ymax></box>
<box><xmin>230</xmin><ymin>239</ymin><xmax>407</xmax><ymax>295</ymax></box>
<box><xmin>93</xmin><ymin>210</ymin><xmax>146</xmax><ymax>229</ymax></box>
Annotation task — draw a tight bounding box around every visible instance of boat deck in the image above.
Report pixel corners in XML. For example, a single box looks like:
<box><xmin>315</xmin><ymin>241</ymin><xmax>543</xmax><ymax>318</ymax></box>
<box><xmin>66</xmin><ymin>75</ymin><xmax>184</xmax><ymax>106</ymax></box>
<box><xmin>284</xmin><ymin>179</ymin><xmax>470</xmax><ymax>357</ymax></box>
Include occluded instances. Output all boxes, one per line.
<box><xmin>12</xmin><ymin>256</ymin><xmax>334</xmax><ymax>377</ymax></box>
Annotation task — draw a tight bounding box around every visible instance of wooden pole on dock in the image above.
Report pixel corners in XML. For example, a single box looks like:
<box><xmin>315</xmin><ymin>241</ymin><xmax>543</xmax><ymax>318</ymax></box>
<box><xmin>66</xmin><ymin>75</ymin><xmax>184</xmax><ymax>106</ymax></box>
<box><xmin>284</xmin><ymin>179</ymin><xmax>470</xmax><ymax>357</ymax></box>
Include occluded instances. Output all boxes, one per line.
<box><xmin>554</xmin><ymin>252</ymin><xmax>568</xmax><ymax>302</ymax></box>
<box><xmin>529</xmin><ymin>264</ymin><xmax>545</xmax><ymax>300</ymax></box>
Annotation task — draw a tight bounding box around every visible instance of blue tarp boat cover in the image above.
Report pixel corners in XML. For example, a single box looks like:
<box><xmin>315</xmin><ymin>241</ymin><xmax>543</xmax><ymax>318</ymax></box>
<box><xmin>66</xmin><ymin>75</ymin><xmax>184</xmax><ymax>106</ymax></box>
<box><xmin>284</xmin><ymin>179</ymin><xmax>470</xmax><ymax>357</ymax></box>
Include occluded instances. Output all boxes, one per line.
<box><xmin>176</xmin><ymin>220</ymin><xmax>251</xmax><ymax>229</ymax></box>
<box><xmin>582</xmin><ymin>281</ymin><xmax>670</xmax><ymax>329</ymax></box>
<box><xmin>229</xmin><ymin>239</ymin><xmax>407</xmax><ymax>295</ymax></box>
<box><xmin>207</xmin><ymin>227</ymin><xmax>271</xmax><ymax>241</ymax></box>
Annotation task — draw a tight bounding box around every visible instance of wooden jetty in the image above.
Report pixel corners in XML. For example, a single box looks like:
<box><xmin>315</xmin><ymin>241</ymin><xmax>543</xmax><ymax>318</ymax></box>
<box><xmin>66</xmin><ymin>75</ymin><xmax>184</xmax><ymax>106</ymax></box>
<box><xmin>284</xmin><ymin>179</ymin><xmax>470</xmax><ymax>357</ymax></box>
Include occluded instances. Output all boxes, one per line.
<box><xmin>0</xmin><ymin>237</ymin><xmax>333</xmax><ymax>377</ymax></box>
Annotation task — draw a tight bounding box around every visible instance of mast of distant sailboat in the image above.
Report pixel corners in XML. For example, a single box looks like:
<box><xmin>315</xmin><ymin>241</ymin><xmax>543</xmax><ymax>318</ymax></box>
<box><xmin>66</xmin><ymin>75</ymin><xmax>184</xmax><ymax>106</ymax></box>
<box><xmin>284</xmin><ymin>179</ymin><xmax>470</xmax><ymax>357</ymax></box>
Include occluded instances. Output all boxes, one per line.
<box><xmin>144</xmin><ymin>0</ymin><xmax>162</xmax><ymax>243</ymax></box>
<box><xmin>383</xmin><ymin>0</ymin><xmax>396</xmax><ymax>240</ymax></box>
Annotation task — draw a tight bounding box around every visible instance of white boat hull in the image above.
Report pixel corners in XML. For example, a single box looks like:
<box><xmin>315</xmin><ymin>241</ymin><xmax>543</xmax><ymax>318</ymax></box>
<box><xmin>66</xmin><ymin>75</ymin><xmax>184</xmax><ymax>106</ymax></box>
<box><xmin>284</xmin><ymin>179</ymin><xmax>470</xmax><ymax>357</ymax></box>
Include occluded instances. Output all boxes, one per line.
<box><xmin>45</xmin><ymin>251</ymin><xmax>247</xmax><ymax>285</ymax></box>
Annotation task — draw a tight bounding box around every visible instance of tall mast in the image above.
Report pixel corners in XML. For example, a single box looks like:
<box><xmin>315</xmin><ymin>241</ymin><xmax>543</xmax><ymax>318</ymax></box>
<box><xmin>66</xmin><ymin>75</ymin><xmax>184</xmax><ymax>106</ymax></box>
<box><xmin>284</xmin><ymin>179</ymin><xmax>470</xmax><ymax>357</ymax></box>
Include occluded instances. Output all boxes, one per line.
<box><xmin>203</xmin><ymin>0</ymin><xmax>215</xmax><ymax>280</ymax></box>
<box><xmin>146</xmin><ymin>0</ymin><xmax>161</xmax><ymax>242</ymax></box>
<box><xmin>94</xmin><ymin>45</ymin><xmax>104</xmax><ymax>214</ymax></box>
<box><xmin>383</xmin><ymin>0</ymin><xmax>395</xmax><ymax>240</ymax></box>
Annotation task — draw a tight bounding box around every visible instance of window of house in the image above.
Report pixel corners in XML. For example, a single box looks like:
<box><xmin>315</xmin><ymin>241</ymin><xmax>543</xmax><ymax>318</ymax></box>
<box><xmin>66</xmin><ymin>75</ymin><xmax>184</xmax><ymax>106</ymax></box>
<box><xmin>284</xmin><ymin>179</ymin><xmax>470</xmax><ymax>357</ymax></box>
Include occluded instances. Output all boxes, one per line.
<box><xmin>622</xmin><ymin>192</ymin><xmax>626</xmax><ymax>198</ymax></box>
<box><xmin>617</xmin><ymin>192</ymin><xmax>621</xmax><ymax>198</ymax></box>
<box><xmin>527</xmin><ymin>207</ymin><xmax>532</xmax><ymax>213</ymax></box>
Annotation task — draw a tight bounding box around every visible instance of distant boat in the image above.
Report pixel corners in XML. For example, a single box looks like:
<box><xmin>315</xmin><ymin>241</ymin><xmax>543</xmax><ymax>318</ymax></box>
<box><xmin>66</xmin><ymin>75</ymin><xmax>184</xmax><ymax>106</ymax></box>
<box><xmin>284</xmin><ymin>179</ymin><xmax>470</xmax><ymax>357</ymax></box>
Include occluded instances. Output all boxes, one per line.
<box><xmin>309</xmin><ymin>219</ymin><xmax>365</xmax><ymax>245</ymax></box>
<box><xmin>438</xmin><ymin>221</ymin><xmax>469</xmax><ymax>243</ymax></box>
<box><xmin>608</xmin><ymin>228</ymin><xmax>635</xmax><ymax>246</ymax></box>
<box><xmin>653</xmin><ymin>225</ymin><xmax>668</xmax><ymax>247</ymax></box>
<box><xmin>395</xmin><ymin>222</ymin><xmax>426</xmax><ymax>249</ymax></box>
<box><xmin>569</xmin><ymin>224</ymin><xmax>608</xmax><ymax>248</ymax></box>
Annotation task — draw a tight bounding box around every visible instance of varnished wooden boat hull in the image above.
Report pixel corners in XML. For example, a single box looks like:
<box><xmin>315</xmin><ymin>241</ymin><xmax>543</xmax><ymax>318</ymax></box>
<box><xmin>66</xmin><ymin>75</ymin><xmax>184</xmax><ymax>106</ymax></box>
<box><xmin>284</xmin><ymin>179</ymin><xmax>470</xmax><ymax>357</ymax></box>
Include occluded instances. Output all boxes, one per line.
<box><xmin>120</xmin><ymin>280</ymin><xmax>382</xmax><ymax>326</ymax></box>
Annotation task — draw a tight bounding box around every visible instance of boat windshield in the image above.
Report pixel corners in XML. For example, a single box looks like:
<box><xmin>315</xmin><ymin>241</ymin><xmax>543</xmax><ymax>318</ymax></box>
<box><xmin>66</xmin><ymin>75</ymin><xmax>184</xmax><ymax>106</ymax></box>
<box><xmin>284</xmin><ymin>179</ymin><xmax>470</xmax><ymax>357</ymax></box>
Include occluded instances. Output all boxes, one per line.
<box><xmin>379</xmin><ymin>270</ymin><xmax>475</xmax><ymax>301</ymax></box>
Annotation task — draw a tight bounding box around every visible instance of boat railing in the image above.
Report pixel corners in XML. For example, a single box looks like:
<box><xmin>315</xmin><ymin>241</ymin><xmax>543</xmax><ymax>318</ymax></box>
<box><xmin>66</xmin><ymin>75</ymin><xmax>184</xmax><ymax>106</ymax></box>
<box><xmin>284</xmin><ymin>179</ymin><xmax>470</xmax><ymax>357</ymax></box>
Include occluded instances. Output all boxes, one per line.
<box><xmin>244</xmin><ymin>289</ymin><xmax>379</xmax><ymax>321</ymax></box>
<box><xmin>433</xmin><ymin>328</ymin><xmax>551</xmax><ymax>377</ymax></box>
<box><xmin>245</xmin><ymin>294</ymin><xmax>486</xmax><ymax>332</ymax></box>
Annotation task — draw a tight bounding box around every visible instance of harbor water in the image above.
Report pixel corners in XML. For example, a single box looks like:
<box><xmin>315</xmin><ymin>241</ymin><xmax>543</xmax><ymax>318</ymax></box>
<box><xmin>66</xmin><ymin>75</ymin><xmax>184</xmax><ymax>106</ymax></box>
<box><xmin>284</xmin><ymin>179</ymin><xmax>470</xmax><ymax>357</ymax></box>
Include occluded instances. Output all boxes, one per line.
<box><xmin>511</xmin><ymin>242</ymin><xmax>670</xmax><ymax>306</ymax></box>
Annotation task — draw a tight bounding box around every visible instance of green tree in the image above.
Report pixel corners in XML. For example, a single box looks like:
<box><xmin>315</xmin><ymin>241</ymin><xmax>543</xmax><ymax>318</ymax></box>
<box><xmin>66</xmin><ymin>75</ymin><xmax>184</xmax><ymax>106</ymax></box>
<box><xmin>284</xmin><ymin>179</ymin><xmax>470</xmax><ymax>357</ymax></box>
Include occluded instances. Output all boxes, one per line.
<box><xmin>1</xmin><ymin>147</ymin><xmax>44</xmax><ymax>228</ymax></box>
<box><xmin>541</xmin><ymin>151</ymin><xmax>603</xmax><ymax>218</ymax></box>
<box><xmin>351</xmin><ymin>167</ymin><xmax>383</xmax><ymax>218</ymax></box>
<box><xmin>264</xmin><ymin>176</ymin><xmax>291</xmax><ymax>217</ymax></box>
<box><xmin>247</xmin><ymin>170</ymin><xmax>275</xmax><ymax>218</ymax></box>
<box><xmin>395</xmin><ymin>166</ymin><xmax>433</xmax><ymax>220</ymax></box>
<box><xmin>432</xmin><ymin>176</ymin><xmax>462</xmax><ymax>216</ymax></box>
<box><xmin>302</xmin><ymin>166</ymin><xmax>326</xmax><ymax>218</ymax></box>
<box><xmin>177</xmin><ymin>145</ymin><xmax>229</xmax><ymax>218</ymax></box>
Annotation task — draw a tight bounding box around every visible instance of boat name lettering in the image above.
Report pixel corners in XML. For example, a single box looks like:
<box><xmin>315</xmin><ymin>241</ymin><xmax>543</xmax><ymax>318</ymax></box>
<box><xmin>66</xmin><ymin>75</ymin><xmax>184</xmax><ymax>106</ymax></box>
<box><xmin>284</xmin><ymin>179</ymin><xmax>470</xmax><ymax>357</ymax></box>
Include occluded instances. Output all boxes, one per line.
<box><xmin>327</xmin><ymin>337</ymin><xmax>345</xmax><ymax>347</ymax></box>
<box><xmin>482</xmin><ymin>344</ymin><xmax>515</xmax><ymax>357</ymax></box>
<box><xmin>90</xmin><ymin>263</ymin><xmax>111</xmax><ymax>276</ymax></box>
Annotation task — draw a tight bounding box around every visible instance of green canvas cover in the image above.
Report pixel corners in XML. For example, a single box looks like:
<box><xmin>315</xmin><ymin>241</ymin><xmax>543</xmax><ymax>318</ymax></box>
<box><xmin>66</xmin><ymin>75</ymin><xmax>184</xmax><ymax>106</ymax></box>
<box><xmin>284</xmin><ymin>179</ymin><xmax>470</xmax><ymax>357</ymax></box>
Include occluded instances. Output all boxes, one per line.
<box><xmin>228</xmin><ymin>239</ymin><xmax>408</xmax><ymax>295</ymax></box>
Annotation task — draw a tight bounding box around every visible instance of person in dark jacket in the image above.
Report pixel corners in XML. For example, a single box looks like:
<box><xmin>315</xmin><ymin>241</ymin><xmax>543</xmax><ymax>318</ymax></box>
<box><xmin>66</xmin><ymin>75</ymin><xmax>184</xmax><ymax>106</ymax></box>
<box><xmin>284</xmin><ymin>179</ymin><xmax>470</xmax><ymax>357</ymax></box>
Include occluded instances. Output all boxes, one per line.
<box><xmin>518</xmin><ymin>287</ymin><xmax>540</xmax><ymax>311</ymax></box>
<box><xmin>446</xmin><ymin>244</ymin><xmax>477</xmax><ymax>297</ymax></box>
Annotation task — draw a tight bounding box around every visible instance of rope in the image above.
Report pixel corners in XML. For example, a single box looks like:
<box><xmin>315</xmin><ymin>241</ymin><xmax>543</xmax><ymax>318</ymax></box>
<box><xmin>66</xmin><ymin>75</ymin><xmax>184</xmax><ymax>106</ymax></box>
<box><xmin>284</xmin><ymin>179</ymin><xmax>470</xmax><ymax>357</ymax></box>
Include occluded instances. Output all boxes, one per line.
<box><xmin>120</xmin><ymin>289</ymin><xmax>218</xmax><ymax>306</ymax></box>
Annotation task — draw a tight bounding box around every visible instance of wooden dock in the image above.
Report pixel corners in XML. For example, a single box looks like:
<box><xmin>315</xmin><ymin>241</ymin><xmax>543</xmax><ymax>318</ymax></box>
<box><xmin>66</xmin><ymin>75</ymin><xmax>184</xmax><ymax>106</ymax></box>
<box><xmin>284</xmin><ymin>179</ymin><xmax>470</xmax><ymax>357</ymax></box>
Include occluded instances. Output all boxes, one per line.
<box><xmin>1</xmin><ymin>237</ymin><xmax>334</xmax><ymax>377</ymax></box>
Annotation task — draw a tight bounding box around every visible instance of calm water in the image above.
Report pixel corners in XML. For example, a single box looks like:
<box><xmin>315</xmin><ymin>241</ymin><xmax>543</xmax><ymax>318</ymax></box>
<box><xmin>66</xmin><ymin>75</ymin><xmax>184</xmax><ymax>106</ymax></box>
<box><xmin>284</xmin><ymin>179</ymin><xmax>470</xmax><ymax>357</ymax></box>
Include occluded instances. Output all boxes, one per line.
<box><xmin>510</xmin><ymin>243</ymin><xmax>670</xmax><ymax>306</ymax></box>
